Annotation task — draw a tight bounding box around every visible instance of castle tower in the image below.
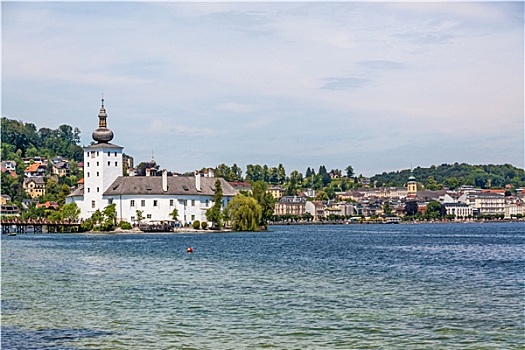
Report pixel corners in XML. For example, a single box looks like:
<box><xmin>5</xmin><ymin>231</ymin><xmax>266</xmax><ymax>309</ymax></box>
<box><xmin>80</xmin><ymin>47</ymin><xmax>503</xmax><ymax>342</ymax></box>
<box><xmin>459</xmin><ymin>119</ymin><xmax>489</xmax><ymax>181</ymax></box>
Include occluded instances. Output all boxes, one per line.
<box><xmin>81</xmin><ymin>98</ymin><xmax>123</xmax><ymax>218</ymax></box>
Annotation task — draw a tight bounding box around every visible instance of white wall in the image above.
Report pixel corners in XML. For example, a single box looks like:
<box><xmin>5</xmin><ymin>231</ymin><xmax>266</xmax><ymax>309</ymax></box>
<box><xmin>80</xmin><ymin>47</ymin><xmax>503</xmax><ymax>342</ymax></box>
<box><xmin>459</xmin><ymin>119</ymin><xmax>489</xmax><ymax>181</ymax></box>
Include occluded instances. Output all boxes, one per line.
<box><xmin>82</xmin><ymin>147</ymin><xmax>123</xmax><ymax>219</ymax></box>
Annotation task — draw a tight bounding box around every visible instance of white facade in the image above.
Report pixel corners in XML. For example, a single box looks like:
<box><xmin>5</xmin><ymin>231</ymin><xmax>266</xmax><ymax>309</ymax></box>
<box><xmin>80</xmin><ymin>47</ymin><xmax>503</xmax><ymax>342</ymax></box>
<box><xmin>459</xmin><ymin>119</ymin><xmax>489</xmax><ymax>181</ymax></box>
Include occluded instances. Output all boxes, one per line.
<box><xmin>504</xmin><ymin>203</ymin><xmax>524</xmax><ymax>219</ymax></box>
<box><xmin>105</xmin><ymin>191</ymin><xmax>229</xmax><ymax>225</ymax></box>
<box><xmin>81</xmin><ymin>144</ymin><xmax>123</xmax><ymax>219</ymax></box>
<box><xmin>101</xmin><ymin>172</ymin><xmax>236</xmax><ymax>225</ymax></box>
<box><xmin>443</xmin><ymin>203</ymin><xmax>473</xmax><ymax>218</ymax></box>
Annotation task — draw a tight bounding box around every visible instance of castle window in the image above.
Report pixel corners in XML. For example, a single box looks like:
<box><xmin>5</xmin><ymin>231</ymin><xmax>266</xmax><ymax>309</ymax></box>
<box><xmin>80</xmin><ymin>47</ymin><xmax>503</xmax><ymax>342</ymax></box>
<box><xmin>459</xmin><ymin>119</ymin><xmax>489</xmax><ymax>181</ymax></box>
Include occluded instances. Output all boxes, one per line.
<box><xmin>191</xmin><ymin>200</ymin><xmax>195</xmax><ymax>206</ymax></box>
<box><xmin>115</xmin><ymin>162</ymin><xmax>118</xmax><ymax>167</ymax></box>
<box><xmin>153</xmin><ymin>200</ymin><xmax>158</xmax><ymax>207</ymax></box>
<box><xmin>114</xmin><ymin>152</ymin><xmax>117</xmax><ymax>157</ymax></box>
<box><xmin>108</xmin><ymin>199</ymin><xmax>113</xmax><ymax>204</ymax></box>
<box><xmin>87</xmin><ymin>188</ymin><xmax>90</xmax><ymax>193</ymax></box>
<box><xmin>169</xmin><ymin>199</ymin><xmax>174</xmax><ymax>206</ymax></box>
<box><xmin>141</xmin><ymin>200</ymin><xmax>145</xmax><ymax>207</ymax></box>
<box><xmin>97</xmin><ymin>172</ymin><xmax>99</xmax><ymax>177</ymax></box>
<box><xmin>87</xmin><ymin>162</ymin><xmax>90</xmax><ymax>167</ymax></box>
<box><xmin>97</xmin><ymin>187</ymin><xmax>99</xmax><ymax>192</ymax></box>
<box><xmin>87</xmin><ymin>172</ymin><xmax>90</xmax><ymax>177</ymax></box>
<box><xmin>108</xmin><ymin>152</ymin><xmax>110</xmax><ymax>157</ymax></box>
<box><xmin>147</xmin><ymin>214</ymin><xmax>152</xmax><ymax>219</ymax></box>
<box><xmin>96</xmin><ymin>151</ymin><xmax>99</xmax><ymax>156</ymax></box>
<box><xmin>108</xmin><ymin>161</ymin><xmax>111</xmax><ymax>166</ymax></box>
<box><xmin>97</xmin><ymin>161</ymin><xmax>99</xmax><ymax>166</ymax></box>
<box><xmin>91</xmin><ymin>201</ymin><xmax>95</xmax><ymax>208</ymax></box>
<box><xmin>130</xmin><ymin>200</ymin><xmax>135</xmax><ymax>207</ymax></box>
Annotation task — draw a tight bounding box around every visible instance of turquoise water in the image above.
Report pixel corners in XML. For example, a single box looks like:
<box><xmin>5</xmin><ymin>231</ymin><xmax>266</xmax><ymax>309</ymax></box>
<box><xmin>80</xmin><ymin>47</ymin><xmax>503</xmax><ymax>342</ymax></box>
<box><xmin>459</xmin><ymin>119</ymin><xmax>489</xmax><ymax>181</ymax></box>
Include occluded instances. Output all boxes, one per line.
<box><xmin>2</xmin><ymin>223</ymin><xmax>524</xmax><ymax>349</ymax></box>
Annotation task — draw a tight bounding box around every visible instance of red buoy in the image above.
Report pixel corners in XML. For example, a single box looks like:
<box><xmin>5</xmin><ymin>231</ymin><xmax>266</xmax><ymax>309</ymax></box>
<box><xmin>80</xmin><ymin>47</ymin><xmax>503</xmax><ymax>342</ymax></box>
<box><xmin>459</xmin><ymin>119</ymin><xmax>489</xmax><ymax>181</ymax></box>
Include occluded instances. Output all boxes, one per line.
<box><xmin>186</xmin><ymin>247</ymin><xmax>193</xmax><ymax>253</ymax></box>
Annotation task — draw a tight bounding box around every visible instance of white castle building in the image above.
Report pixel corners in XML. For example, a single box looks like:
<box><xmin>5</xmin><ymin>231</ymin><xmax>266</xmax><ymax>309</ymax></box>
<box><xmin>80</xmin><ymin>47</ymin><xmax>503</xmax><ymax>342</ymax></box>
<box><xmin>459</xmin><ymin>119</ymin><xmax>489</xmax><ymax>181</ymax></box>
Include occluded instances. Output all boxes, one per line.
<box><xmin>67</xmin><ymin>100</ymin><xmax>238</xmax><ymax>225</ymax></box>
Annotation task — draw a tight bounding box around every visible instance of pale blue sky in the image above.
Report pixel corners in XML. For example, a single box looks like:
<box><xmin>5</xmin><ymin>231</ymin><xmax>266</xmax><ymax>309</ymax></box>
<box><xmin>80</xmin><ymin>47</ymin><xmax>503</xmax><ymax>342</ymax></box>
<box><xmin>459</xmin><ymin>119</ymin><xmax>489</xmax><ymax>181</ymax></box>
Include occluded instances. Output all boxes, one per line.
<box><xmin>2</xmin><ymin>1</ymin><xmax>523</xmax><ymax>177</ymax></box>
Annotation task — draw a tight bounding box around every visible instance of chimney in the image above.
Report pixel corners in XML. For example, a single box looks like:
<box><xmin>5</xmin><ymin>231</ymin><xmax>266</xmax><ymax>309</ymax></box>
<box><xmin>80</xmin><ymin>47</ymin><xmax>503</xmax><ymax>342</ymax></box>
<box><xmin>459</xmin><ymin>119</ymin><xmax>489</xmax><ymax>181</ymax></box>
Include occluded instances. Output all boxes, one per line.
<box><xmin>195</xmin><ymin>170</ymin><xmax>201</xmax><ymax>192</ymax></box>
<box><xmin>146</xmin><ymin>168</ymin><xmax>151</xmax><ymax>177</ymax></box>
<box><xmin>162</xmin><ymin>169</ymin><xmax>168</xmax><ymax>192</ymax></box>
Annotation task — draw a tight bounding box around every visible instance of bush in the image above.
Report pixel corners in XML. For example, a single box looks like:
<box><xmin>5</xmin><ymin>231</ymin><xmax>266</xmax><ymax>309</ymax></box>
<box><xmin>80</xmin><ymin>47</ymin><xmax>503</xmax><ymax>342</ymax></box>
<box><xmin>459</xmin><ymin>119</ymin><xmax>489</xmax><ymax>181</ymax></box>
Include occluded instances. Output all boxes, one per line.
<box><xmin>201</xmin><ymin>221</ymin><xmax>208</xmax><ymax>229</ymax></box>
<box><xmin>192</xmin><ymin>220</ymin><xmax>201</xmax><ymax>230</ymax></box>
<box><xmin>79</xmin><ymin>219</ymin><xmax>93</xmax><ymax>232</ymax></box>
<box><xmin>119</xmin><ymin>221</ymin><xmax>132</xmax><ymax>230</ymax></box>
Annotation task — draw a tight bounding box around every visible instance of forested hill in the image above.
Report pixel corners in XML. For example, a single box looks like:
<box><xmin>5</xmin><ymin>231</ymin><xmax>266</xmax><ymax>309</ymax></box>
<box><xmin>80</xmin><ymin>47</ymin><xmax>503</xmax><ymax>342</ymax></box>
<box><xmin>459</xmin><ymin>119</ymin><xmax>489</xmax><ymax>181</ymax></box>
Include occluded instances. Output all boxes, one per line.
<box><xmin>1</xmin><ymin>117</ymin><xmax>84</xmax><ymax>165</ymax></box>
<box><xmin>371</xmin><ymin>163</ymin><xmax>525</xmax><ymax>190</ymax></box>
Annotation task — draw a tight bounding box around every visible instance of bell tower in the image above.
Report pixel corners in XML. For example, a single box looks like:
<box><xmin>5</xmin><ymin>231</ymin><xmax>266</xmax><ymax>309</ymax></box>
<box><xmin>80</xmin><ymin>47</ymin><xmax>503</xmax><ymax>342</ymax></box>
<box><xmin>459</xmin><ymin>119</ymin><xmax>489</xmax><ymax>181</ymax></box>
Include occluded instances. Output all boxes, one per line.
<box><xmin>80</xmin><ymin>98</ymin><xmax>124</xmax><ymax>218</ymax></box>
<box><xmin>407</xmin><ymin>170</ymin><xmax>417</xmax><ymax>198</ymax></box>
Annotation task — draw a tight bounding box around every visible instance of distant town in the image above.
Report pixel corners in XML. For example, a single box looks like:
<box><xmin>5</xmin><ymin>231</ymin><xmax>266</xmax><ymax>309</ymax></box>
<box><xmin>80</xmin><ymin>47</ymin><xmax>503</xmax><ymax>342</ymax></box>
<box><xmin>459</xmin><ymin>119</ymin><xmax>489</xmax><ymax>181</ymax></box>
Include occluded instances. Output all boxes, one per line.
<box><xmin>1</xmin><ymin>113</ymin><xmax>524</xmax><ymax>233</ymax></box>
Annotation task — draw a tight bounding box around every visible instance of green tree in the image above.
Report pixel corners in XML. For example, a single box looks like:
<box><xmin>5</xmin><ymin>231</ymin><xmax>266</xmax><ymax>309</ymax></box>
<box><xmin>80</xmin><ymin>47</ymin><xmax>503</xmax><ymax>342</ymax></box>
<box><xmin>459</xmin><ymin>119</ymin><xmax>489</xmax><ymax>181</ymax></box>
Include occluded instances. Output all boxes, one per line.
<box><xmin>59</xmin><ymin>202</ymin><xmax>81</xmax><ymax>221</ymax></box>
<box><xmin>206</xmin><ymin>179</ymin><xmax>223</xmax><ymax>229</ymax></box>
<box><xmin>21</xmin><ymin>203</ymin><xmax>46</xmax><ymax>220</ymax></box>
<box><xmin>170</xmin><ymin>208</ymin><xmax>179</xmax><ymax>221</ymax></box>
<box><xmin>405</xmin><ymin>201</ymin><xmax>419</xmax><ymax>216</ymax></box>
<box><xmin>135</xmin><ymin>210</ymin><xmax>145</xmax><ymax>223</ymax></box>
<box><xmin>424</xmin><ymin>176</ymin><xmax>443</xmax><ymax>190</ymax></box>
<box><xmin>315</xmin><ymin>190</ymin><xmax>329</xmax><ymax>201</ymax></box>
<box><xmin>425</xmin><ymin>201</ymin><xmax>446</xmax><ymax>219</ymax></box>
<box><xmin>98</xmin><ymin>204</ymin><xmax>117</xmax><ymax>231</ymax></box>
<box><xmin>383</xmin><ymin>202</ymin><xmax>393</xmax><ymax>215</ymax></box>
<box><xmin>345</xmin><ymin>165</ymin><xmax>354</xmax><ymax>178</ymax></box>
<box><xmin>250</xmin><ymin>180</ymin><xmax>274</xmax><ymax>229</ymax></box>
<box><xmin>226</xmin><ymin>194</ymin><xmax>262</xmax><ymax>231</ymax></box>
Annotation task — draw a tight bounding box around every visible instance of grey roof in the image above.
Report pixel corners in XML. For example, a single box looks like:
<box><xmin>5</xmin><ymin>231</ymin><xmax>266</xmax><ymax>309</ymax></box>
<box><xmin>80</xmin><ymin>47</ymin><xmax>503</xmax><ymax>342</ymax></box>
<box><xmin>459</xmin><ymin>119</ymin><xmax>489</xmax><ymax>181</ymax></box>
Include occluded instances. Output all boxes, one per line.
<box><xmin>23</xmin><ymin>176</ymin><xmax>45</xmax><ymax>185</ymax></box>
<box><xmin>102</xmin><ymin>176</ymin><xmax>238</xmax><ymax>197</ymax></box>
<box><xmin>68</xmin><ymin>185</ymin><xmax>84</xmax><ymax>197</ymax></box>
<box><xmin>84</xmin><ymin>142</ymin><xmax>123</xmax><ymax>150</ymax></box>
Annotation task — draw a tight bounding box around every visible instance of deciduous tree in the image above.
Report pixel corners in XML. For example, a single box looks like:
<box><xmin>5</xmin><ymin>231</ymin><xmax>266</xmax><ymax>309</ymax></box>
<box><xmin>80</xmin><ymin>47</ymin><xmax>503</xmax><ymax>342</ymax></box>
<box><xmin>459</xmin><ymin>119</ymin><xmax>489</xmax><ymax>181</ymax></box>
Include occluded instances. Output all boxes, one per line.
<box><xmin>226</xmin><ymin>194</ymin><xmax>262</xmax><ymax>231</ymax></box>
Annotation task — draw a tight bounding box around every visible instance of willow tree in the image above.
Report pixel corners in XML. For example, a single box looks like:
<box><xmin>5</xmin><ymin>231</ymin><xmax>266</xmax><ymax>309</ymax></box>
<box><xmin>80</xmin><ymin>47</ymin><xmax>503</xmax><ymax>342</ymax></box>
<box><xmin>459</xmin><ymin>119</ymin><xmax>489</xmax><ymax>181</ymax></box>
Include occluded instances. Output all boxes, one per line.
<box><xmin>226</xmin><ymin>194</ymin><xmax>262</xmax><ymax>231</ymax></box>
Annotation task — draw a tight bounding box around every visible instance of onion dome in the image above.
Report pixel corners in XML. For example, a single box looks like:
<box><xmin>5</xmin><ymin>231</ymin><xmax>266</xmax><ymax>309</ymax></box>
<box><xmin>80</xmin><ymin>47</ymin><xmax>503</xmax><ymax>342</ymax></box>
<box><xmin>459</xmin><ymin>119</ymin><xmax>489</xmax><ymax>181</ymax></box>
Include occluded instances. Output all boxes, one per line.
<box><xmin>92</xmin><ymin>98</ymin><xmax>114</xmax><ymax>143</ymax></box>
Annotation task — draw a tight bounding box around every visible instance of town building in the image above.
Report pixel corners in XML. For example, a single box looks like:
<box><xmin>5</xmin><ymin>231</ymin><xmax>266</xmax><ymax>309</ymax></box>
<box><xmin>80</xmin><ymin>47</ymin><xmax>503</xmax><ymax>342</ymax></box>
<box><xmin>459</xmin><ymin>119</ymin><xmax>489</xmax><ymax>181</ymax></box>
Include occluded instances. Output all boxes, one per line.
<box><xmin>51</xmin><ymin>156</ymin><xmax>70</xmax><ymax>177</ymax></box>
<box><xmin>0</xmin><ymin>204</ymin><xmax>20</xmax><ymax>216</ymax></box>
<box><xmin>66</xmin><ymin>100</ymin><xmax>238</xmax><ymax>225</ymax></box>
<box><xmin>305</xmin><ymin>201</ymin><xmax>325</xmax><ymax>221</ymax></box>
<box><xmin>24</xmin><ymin>163</ymin><xmax>46</xmax><ymax>177</ymax></box>
<box><xmin>442</xmin><ymin>202</ymin><xmax>473</xmax><ymax>218</ymax></box>
<box><xmin>23</xmin><ymin>177</ymin><xmax>46</xmax><ymax>199</ymax></box>
<box><xmin>274</xmin><ymin>196</ymin><xmax>307</xmax><ymax>217</ymax></box>
<box><xmin>267</xmin><ymin>186</ymin><xmax>285</xmax><ymax>200</ymax></box>
<box><xmin>465</xmin><ymin>192</ymin><xmax>506</xmax><ymax>216</ymax></box>
<box><xmin>1</xmin><ymin>160</ymin><xmax>17</xmax><ymax>172</ymax></box>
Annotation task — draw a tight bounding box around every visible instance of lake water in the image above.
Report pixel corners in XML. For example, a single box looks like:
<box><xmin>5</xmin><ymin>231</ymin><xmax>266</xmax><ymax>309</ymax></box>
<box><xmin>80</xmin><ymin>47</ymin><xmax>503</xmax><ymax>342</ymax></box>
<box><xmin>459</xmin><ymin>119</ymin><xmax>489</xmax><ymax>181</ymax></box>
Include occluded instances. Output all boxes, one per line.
<box><xmin>1</xmin><ymin>223</ymin><xmax>524</xmax><ymax>349</ymax></box>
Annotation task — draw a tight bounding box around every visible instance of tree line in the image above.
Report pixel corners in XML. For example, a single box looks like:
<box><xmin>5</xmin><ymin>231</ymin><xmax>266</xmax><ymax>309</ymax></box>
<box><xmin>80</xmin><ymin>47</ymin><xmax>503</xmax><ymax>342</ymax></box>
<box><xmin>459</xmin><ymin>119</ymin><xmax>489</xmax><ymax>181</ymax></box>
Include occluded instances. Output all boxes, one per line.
<box><xmin>371</xmin><ymin>163</ymin><xmax>524</xmax><ymax>190</ymax></box>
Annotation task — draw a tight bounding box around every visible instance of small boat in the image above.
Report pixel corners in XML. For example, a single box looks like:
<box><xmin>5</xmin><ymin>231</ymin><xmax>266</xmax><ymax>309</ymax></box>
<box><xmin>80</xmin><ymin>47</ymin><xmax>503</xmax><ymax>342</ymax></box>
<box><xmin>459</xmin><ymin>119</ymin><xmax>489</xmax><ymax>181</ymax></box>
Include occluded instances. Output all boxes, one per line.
<box><xmin>7</xmin><ymin>232</ymin><xmax>17</xmax><ymax>236</ymax></box>
<box><xmin>138</xmin><ymin>220</ymin><xmax>175</xmax><ymax>232</ymax></box>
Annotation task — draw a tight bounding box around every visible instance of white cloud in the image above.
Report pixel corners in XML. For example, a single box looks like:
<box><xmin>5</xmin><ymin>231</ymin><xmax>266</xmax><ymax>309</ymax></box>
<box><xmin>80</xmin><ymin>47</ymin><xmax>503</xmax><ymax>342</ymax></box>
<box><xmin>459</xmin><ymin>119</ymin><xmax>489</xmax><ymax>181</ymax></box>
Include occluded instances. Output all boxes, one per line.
<box><xmin>3</xmin><ymin>2</ymin><xmax>523</xmax><ymax>175</ymax></box>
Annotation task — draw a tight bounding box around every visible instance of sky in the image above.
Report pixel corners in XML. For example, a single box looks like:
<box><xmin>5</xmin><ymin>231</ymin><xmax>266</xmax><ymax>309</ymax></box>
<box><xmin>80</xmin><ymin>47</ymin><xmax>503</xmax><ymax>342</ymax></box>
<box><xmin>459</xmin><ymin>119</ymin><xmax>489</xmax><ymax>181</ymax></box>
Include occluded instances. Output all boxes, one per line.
<box><xmin>2</xmin><ymin>1</ymin><xmax>524</xmax><ymax>177</ymax></box>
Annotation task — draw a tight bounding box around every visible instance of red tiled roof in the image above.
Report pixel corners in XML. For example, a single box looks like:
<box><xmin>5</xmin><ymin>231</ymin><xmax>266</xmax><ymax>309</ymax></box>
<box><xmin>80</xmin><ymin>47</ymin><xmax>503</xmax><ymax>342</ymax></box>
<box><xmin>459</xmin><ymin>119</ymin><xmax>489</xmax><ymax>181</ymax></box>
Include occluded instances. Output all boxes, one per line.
<box><xmin>25</xmin><ymin>163</ymin><xmax>42</xmax><ymax>172</ymax></box>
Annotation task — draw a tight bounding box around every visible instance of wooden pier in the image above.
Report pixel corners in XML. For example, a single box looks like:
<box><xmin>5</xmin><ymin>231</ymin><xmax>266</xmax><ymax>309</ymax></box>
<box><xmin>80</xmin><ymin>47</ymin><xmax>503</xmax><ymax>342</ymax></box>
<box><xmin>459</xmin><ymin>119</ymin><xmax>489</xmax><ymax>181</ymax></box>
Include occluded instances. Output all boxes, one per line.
<box><xmin>1</xmin><ymin>217</ymin><xmax>82</xmax><ymax>234</ymax></box>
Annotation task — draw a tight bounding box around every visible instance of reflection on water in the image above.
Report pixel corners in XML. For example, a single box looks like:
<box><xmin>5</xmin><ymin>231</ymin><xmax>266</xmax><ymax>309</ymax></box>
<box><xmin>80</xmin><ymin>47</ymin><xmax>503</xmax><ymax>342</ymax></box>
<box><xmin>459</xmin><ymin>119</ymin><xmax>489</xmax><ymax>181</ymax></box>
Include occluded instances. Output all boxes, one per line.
<box><xmin>2</xmin><ymin>223</ymin><xmax>524</xmax><ymax>349</ymax></box>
